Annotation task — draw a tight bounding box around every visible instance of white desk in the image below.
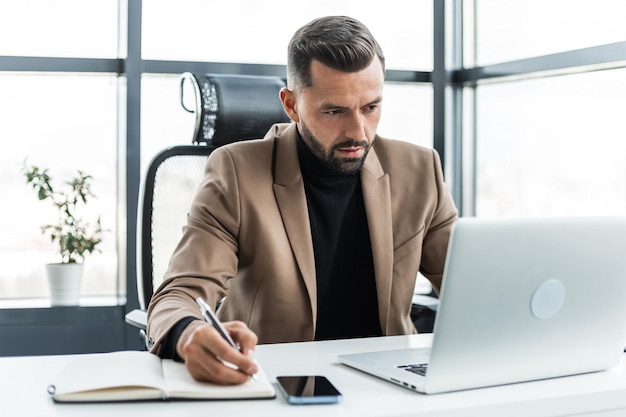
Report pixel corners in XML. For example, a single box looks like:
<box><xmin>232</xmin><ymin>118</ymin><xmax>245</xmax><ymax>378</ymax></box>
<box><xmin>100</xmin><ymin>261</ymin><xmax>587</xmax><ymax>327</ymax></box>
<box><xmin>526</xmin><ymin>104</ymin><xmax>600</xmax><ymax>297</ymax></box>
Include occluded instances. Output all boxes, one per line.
<box><xmin>3</xmin><ymin>334</ymin><xmax>626</xmax><ymax>417</ymax></box>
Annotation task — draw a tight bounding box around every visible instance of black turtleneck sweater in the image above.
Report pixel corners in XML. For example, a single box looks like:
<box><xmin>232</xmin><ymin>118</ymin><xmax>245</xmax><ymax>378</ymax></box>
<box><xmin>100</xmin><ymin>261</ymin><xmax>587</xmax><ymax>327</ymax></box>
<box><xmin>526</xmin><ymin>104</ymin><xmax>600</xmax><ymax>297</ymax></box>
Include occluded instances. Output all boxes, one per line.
<box><xmin>296</xmin><ymin>133</ymin><xmax>382</xmax><ymax>340</ymax></box>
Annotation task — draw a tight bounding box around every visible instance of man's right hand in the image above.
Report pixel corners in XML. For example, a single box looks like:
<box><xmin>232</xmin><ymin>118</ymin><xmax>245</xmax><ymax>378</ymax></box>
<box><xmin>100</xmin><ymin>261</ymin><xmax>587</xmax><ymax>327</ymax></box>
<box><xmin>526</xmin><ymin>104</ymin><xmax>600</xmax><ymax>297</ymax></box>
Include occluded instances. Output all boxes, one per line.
<box><xmin>176</xmin><ymin>320</ymin><xmax>259</xmax><ymax>385</ymax></box>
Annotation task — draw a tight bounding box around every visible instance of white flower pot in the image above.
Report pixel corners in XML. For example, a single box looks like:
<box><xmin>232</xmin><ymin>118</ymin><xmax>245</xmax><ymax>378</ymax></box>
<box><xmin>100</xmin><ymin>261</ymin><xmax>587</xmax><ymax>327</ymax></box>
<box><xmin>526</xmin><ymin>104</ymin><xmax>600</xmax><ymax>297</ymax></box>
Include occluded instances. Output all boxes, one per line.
<box><xmin>46</xmin><ymin>263</ymin><xmax>84</xmax><ymax>306</ymax></box>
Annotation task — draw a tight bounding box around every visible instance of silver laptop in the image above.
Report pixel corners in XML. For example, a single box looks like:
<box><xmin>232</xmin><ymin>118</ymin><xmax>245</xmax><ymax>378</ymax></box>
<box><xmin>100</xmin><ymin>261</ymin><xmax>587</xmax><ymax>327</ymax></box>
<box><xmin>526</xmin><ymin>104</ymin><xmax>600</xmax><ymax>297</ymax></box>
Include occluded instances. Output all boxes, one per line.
<box><xmin>338</xmin><ymin>216</ymin><xmax>626</xmax><ymax>394</ymax></box>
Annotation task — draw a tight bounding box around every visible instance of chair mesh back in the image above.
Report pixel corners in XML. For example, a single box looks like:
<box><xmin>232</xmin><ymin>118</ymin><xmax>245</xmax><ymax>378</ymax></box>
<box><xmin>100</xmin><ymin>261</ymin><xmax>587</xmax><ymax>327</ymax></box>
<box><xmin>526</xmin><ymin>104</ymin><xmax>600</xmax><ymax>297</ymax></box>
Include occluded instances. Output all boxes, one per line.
<box><xmin>139</xmin><ymin>148</ymin><xmax>212</xmax><ymax>310</ymax></box>
<box><xmin>138</xmin><ymin>73</ymin><xmax>289</xmax><ymax>310</ymax></box>
<box><xmin>151</xmin><ymin>154</ymin><xmax>208</xmax><ymax>295</ymax></box>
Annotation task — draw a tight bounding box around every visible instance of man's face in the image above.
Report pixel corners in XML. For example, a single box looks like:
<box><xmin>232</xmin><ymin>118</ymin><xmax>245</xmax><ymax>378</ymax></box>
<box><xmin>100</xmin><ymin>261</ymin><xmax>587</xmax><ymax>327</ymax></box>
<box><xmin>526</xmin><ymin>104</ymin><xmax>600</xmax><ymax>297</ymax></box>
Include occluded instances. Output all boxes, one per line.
<box><xmin>281</xmin><ymin>58</ymin><xmax>384</xmax><ymax>174</ymax></box>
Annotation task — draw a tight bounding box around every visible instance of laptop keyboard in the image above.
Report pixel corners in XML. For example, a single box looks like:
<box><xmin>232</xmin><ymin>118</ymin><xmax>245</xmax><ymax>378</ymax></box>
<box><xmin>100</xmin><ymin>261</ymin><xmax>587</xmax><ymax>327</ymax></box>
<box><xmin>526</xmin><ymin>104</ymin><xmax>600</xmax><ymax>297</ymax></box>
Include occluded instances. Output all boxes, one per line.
<box><xmin>397</xmin><ymin>363</ymin><xmax>428</xmax><ymax>376</ymax></box>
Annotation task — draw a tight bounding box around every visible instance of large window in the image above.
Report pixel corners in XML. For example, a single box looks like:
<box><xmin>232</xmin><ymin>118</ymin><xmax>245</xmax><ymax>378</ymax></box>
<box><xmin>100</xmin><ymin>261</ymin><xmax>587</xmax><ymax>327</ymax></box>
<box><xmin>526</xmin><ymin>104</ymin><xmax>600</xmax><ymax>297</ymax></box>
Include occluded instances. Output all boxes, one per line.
<box><xmin>0</xmin><ymin>74</ymin><xmax>119</xmax><ymax>300</ymax></box>
<box><xmin>474</xmin><ymin>0</ymin><xmax>626</xmax><ymax>66</ymax></box>
<box><xmin>465</xmin><ymin>0</ymin><xmax>626</xmax><ymax>218</ymax></box>
<box><xmin>474</xmin><ymin>69</ymin><xmax>626</xmax><ymax>217</ymax></box>
<box><xmin>142</xmin><ymin>0</ymin><xmax>433</xmax><ymax>70</ymax></box>
<box><xmin>0</xmin><ymin>1</ymin><xmax>119</xmax><ymax>58</ymax></box>
<box><xmin>0</xmin><ymin>0</ymin><xmax>121</xmax><ymax>305</ymax></box>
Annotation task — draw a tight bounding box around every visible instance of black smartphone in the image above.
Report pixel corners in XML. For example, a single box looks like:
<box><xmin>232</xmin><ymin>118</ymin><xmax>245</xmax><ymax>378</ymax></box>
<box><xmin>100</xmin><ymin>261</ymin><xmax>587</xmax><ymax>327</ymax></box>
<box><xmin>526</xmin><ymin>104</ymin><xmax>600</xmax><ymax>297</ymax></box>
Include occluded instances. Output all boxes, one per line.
<box><xmin>276</xmin><ymin>375</ymin><xmax>342</xmax><ymax>405</ymax></box>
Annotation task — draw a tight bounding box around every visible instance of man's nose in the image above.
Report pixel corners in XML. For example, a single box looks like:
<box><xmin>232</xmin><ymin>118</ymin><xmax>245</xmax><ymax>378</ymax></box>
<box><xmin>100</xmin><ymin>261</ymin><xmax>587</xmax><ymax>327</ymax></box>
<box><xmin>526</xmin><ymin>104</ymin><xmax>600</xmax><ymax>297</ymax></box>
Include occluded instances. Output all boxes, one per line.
<box><xmin>344</xmin><ymin>112</ymin><xmax>367</xmax><ymax>142</ymax></box>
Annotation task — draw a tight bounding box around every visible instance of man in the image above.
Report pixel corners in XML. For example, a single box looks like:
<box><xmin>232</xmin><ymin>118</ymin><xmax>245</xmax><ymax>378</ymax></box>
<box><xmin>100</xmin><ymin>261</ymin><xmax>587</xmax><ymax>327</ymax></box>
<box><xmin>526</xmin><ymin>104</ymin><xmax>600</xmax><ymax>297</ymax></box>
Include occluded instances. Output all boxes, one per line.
<box><xmin>147</xmin><ymin>15</ymin><xmax>458</xmax><ymax>385</ymax></box>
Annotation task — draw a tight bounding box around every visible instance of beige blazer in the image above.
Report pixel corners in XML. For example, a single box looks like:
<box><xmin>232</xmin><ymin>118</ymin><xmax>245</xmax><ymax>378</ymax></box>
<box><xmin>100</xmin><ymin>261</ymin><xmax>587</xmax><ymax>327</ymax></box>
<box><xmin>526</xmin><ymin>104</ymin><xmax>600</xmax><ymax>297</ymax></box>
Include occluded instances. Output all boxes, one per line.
<box><xmin>147</xmin><ymin>123</ymin><xmax>458</xmax><ymax>353</ymax></box>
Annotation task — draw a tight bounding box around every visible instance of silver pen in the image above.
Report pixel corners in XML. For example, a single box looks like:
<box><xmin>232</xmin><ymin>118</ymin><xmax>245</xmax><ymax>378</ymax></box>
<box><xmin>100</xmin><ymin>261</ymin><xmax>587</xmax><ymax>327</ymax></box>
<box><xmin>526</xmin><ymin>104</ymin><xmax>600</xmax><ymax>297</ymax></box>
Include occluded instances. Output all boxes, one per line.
<box><xmin>196</xmin><ymin>297</ymin><xmax>258</xmax><ymax>381</ymax></box>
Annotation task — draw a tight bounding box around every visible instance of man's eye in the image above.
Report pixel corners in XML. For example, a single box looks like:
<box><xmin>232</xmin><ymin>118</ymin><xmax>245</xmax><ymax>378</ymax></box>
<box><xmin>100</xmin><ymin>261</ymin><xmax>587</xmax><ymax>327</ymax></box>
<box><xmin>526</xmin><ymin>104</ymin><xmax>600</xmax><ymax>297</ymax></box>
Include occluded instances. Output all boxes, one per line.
<box><xmin>326</xmin><ymin>110</ymin><xmax>341</xmax><ymax>115</ymax></box>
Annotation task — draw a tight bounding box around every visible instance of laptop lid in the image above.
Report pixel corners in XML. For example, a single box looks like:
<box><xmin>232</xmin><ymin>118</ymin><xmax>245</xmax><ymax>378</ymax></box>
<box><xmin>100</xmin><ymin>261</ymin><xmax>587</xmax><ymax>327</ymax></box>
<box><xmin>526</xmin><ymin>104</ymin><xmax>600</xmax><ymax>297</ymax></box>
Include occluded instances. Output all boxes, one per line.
<box><xmin>339</xmin><ymin>216</ymin><xmax>626</xmax><ymax>394</ymax></box>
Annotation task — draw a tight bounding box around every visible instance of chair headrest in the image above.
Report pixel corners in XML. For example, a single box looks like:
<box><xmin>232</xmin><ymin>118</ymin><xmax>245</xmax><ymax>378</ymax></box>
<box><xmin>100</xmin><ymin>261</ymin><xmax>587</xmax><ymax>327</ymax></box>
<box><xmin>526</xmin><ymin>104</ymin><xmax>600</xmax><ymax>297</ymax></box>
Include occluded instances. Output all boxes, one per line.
<box><xmin>180</xmin><ymin>73</ymin><xmax>291</xmax><ymax>147</ymax></box>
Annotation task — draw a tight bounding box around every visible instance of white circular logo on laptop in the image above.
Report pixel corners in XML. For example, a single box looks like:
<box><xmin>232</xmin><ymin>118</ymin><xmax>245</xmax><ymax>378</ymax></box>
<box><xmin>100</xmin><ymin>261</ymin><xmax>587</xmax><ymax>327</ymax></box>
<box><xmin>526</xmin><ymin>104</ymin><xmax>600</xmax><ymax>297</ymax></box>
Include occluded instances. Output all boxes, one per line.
<box><xmin>530</xmin><ymin>279</ymin><xmax>566</xmax><ymax>320</ymax></box>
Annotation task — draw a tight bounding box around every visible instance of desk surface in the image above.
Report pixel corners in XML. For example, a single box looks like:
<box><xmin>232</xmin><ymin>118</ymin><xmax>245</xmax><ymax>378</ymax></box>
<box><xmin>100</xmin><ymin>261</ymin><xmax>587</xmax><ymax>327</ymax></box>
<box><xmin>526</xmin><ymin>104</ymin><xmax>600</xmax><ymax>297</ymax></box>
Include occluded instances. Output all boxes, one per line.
<box><xmin>3</xmin><ymin>334</ymin><xmax>626</xmax><ymax>417</ymax></box>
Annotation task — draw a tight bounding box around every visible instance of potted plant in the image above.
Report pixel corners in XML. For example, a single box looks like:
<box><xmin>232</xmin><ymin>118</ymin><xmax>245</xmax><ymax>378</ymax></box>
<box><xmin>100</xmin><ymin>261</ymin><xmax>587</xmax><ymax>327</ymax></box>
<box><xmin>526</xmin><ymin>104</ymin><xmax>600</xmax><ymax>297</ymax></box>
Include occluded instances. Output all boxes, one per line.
<box><xmin>22</xmin><ymin>161</ymin><xmax>106</xmax><ymax>306</ymax></box>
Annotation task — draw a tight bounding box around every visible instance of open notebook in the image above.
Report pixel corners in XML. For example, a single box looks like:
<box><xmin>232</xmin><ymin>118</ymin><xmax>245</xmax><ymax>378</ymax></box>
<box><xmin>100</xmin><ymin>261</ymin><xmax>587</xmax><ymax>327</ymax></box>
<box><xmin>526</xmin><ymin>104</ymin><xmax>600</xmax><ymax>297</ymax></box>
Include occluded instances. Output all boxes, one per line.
<box><xmin>339</xmin><ymin>216</ymin><xmax>626</xmax><ymax>394</ymax></box>
<box><xmin>49</xmin><ymin>350</ymin><xmax>275</xmax><ymax>402</ymax></box>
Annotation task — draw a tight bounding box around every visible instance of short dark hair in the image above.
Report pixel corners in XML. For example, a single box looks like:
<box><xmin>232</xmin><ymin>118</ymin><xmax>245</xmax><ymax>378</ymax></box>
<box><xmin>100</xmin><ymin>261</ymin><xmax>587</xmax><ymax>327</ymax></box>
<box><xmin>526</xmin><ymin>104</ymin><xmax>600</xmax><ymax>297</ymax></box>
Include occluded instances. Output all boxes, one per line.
<box><xmin>287</xmin><ymin>16</ymin><xmax>386</xmax><ymax>91</ymax></box>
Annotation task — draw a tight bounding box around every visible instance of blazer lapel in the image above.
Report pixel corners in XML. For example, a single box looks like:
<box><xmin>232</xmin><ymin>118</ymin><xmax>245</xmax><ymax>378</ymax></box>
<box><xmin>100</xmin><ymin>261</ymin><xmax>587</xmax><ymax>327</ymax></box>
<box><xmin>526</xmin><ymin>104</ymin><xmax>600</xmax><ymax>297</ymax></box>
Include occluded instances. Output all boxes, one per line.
<box><xmin>270</xmin><ymin>124</ymin><xmax>318</xmax><ymax>322</ymax></box>
<box><xmin>361</xmin><ymin>144</ymin><xmax>393</xmax><ymax>334</ymax></box>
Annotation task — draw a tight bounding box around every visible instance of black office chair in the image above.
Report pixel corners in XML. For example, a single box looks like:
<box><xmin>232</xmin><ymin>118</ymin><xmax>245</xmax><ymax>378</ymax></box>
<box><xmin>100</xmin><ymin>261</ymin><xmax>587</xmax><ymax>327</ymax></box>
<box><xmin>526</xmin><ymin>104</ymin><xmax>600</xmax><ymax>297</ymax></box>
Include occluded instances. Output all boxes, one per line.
<box><xmin>125</xmin><ymin>73</ymin><xmax>290</xmax><ymax>348</ymax></box>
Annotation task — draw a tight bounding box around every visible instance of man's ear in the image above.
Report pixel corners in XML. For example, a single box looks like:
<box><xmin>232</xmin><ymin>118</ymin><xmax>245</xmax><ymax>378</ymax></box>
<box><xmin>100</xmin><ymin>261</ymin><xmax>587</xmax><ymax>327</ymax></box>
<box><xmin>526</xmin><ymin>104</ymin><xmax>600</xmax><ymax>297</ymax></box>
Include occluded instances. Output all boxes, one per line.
<box><xmin>279</xmin><ymin>87</ymin><xmax>300</xmax><ymax>123</ymax></box>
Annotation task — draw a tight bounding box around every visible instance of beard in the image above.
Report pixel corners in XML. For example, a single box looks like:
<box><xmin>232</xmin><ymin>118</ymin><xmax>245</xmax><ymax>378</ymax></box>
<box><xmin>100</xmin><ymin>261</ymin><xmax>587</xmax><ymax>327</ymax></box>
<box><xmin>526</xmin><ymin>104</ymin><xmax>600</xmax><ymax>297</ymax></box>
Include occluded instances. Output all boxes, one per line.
<box><xmin>299</xmin><ymin>120</ymin><xmax>372</xmax><ymax>175</ymax></box>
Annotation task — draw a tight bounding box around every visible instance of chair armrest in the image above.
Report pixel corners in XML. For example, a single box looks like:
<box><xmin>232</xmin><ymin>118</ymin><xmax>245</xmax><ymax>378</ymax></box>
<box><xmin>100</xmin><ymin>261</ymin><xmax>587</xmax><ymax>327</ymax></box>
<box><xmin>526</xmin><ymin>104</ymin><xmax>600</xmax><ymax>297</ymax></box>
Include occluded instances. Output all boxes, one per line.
<box><xmin>125</xmin><ymin>309</ymin><xmax>147</xmax><ymax>330</ymax></box>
